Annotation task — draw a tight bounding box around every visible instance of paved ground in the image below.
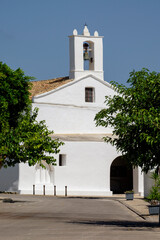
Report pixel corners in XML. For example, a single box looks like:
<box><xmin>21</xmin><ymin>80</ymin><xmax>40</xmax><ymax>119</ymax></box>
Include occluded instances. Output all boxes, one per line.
<box><xmin>0</xmin><ymin>194</ymin><xmax>160</xmax><ymax>240</ymax></box>
<box><xmin>117</xmin><ymin>194</ymin><xmax>159</xmax><ymax>222</ymax></box>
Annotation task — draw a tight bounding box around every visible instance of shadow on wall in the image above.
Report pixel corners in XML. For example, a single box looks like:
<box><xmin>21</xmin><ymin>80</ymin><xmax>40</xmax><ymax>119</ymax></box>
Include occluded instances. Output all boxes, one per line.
<box><xmin>0</xmin><ymin>164</ymin><xmax>19</xmax><ymax>192</ymax></box>
<box><xmin>144</xmin><ymin>171</ymin><xmax>154</xmax><ymax>197</ymax></box>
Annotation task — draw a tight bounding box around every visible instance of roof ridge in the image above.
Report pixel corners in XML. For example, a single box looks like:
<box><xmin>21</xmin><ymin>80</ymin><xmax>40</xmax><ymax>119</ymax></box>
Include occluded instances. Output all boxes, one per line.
<box><xmin>31</xmin><ymin>76</ymin><xmax>69</xmax><ymax>83</ymax></box>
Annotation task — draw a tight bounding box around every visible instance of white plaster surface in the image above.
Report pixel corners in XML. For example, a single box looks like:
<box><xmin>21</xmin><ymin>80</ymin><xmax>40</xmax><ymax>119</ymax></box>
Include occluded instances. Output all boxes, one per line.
<box><xmin>133</xmin><ymin>167</ymin><xmax>144</xmax><ymax>196</ymax></box>
<box><xmin>83</xmin><ymin>25</ymin><xmax>90</xmax><ymax>36</ymax></box>
<box><xmin>18</xmin><ymin>141</ymin><xmax>119</xmax><ymax>196</ymax></box>
<box><xmin>33</xmin><ymin>75</ymin><xmax>115</xmax><ymax>134</ymax></box>
<box><xmin>144</xmin><ymin>171</ymin><xmax>154</xmax><ymax>197</ymax></box>
<box><xmin>33</xmin><ymin>76</ymin><xmax>112</xmax><ymax>106</ymax></box>
<box><xmin>0</xmin><ymin>165</ymin><xmax>19</xmax><ymax>192</ymax></box>
<box><xmin>69</xmin><ymin>27</ymin><xmax>104</xmax><ymax>80</ymax></box>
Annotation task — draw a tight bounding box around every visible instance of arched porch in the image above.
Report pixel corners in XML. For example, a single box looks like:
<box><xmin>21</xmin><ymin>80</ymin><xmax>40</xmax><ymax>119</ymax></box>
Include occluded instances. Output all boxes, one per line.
<box><xmin>110</xmin><ymin>156</ymin><xmax>133</xmax><ymax>194</ymax></box>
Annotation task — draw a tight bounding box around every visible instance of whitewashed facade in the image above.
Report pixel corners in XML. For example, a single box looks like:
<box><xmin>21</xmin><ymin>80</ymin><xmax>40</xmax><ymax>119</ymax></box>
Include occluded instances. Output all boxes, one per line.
<box><xmin>0</xmin><ymin>26</ymin><xmax>149</xmax><ymax>196</ymax></box>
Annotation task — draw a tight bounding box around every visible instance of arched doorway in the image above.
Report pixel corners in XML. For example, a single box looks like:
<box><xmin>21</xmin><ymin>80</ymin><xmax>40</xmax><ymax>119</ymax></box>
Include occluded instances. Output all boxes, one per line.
<box><xmin>110</xmin><ymin>156</ymin><xmax>133</xmax><ymax>194</ymax></box>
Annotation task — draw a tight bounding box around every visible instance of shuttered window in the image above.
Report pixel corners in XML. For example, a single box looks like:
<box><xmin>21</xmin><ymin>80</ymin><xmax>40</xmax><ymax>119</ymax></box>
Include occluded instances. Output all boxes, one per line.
<box><xmin>85</xmin><ymin>87</ymin><xmax>94</xmax><ymax>102</ymax></box>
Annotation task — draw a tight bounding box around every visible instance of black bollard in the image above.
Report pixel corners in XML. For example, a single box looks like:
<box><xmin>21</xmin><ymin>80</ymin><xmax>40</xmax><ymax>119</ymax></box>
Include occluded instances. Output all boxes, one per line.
<box><xmin>54</xmin><ymin>185</ymin><xmax>56</xmax><ymax>196</ymax></box>
<box><xmin>33</xmin><ymin>185</ymin><xmax>35</xmax><ymax>195</ymax></box>
<box><xmin>43</xmin><ymin>185</ymin><xmax>45</xmax><ymax>195</ymax></box>
<box><xmin>159</xmin><ymin>204</ymin><xmax>160</xmax><ymax>226</ymax></box>
<box><xmin>65</xmin><ymin>186</ymin><xmax>67</xmax><ymax>197</ymax></box>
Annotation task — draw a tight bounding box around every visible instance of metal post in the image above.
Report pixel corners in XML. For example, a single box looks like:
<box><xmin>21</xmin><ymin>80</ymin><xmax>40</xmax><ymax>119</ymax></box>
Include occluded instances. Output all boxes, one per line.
<box><xmin>54</xmin><ymin>185</ymin><xmax>56</xmax><ymax>196</ymax></box>
<box><xmin>33</xmin><ymin>185</ymin><xmax>35</xmax><ymax>195</ymax></box>
<box><xmin>159</xmin><ymin>204</ymin><xmax>160</xmax><ymax>226</ymax></box>
<box><xmin>43</xmin><ymin>185</ymin><xmax>45</xmax><ymax>195</ymax></box>
<box><xmin>65</xmin><ymin>186</ymin><xmax>67</xmax><ymax>197</ymax></box>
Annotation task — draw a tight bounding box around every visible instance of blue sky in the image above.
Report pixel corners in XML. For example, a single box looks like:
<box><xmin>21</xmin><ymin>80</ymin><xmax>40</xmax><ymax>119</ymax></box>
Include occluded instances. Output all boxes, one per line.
<box><xmin>0</xmin><ymin>0</ymin><xmax>160</xmax><ymax>85</ymax></box>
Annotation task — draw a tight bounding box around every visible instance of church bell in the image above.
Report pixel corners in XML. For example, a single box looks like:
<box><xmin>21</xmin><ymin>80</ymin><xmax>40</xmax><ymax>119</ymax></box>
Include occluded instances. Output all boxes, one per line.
<box><xmin>83</xmin><ymin>42</ymin><xmax>90</xmax><ymax>61</ymax></box>
<box><xmin>83</xmin><ymin>52</ymin><xmax>90</xmax><ymax>60</ymax></box>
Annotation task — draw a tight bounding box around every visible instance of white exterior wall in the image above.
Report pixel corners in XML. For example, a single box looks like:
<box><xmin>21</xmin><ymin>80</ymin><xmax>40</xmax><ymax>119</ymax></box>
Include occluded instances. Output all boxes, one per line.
<box><xmin>54</xmin><ymin>141</ymin><xmax>118</xmax><ymax>196</ymax></box>
<box><xmin>0</xmin><ymin>164</ymin><xmax>19</xmax><ymax>192</ymax></box>
<box><xmin>17</xmin><ymin>75</ymin><xmax>120</xmax><ymax>196</ymax></box>
<box><xmin>33</xmin><ymin>76</ymin><xmax>113</xmax><ymax>107</ymax></box>
<box><xmin>69</xmin><ymin>35</ymin><xmax>104</xmax><ymax>80</ymax></box>
<box><xmin>133</xmin><ymin>167</ymin><xmax>144</xmax><ymax>196</ymax></box>
<box><xmin>33</xmin><ymin>76</ymin><xmax>115</xmax><ymax>134</ymax></box>
<box><xmin>25</xmin><ymin>74</ymin><xmax>145</xmax><ymax>196</ymax></box>
<box><xmin>144</xmin><ymin>171</ymin><xmax>154</xmax><ymax>197</ymax></box>
<box><xmin>33</xmin><ymin>103</ymin><xmax>113</xmax><ymax>134</ymax></box>
<box><xmin>19</xmin><ymin>163</ymin><xmax>35</xmax><ymax>194</ymax></box>
<box><xmin>18</xmin><ymin>141</ymin><xmax>119</xmax><ymax>196</ymax></box>
<box><xmin>0</xmin><ymin>73</ymin><xmax>146</xmax><ymax>196</ymax></box>
<box><xmin>19</xmin><ymin>162</ymin><xmax>54</xmax><ymax>195</ymax></box>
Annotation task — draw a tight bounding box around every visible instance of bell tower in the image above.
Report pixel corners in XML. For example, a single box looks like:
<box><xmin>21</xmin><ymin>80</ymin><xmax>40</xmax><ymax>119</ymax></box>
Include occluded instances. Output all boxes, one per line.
<box><xmin>69</xmin><ymin>25</ymin><xmax>104</xmax><ymax>80</ymax></box>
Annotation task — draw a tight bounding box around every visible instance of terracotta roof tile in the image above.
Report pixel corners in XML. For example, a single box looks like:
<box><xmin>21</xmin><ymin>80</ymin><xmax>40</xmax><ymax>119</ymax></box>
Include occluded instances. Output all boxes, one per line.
<box><xmin>30</xmin><ymin>76</ymin><xmax>72</xmax><ymax>98</ymax></box>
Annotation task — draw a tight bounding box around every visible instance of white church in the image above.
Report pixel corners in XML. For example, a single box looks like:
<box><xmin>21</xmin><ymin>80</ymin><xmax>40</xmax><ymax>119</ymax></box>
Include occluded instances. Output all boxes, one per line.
<box><xmin>0</xmin><ymin>26</ymin><xmax>152</xmax><ymax>197</ymax></box>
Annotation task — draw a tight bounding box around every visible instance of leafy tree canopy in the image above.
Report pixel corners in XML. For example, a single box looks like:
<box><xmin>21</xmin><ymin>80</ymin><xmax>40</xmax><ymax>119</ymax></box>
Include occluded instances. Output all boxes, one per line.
<box><xmin>0</xmin><ymin>62</ymin><xmax>63</xmax><ymax>167</ymax></box>
<box><xmin>95</xmin><ymin>68</ymin><xmax>160</xmax><ymax>173</ymax></box>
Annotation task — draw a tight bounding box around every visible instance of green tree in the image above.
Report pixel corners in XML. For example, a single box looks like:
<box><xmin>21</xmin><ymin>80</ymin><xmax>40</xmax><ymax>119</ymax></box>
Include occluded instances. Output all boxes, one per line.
<box><xmin>0</xmin><ymin>62</ymin><xmax>63</xmax><ymax>167</ymax></box>
<box><xmin>95</xmin><ymin>68</ymin><xmax>160</xmax><ymax>173</ymax></box>
<box><xmin>0</xmin><ymin>62</ymin><xmax>31</xmax><ymax>130</ymax></box>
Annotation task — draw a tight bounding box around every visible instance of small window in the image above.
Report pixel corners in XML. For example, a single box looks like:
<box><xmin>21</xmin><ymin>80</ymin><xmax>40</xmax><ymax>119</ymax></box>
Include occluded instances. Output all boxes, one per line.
<box><xmin>85</xmin><ymin>87</ymin><xmax>94</xmax><ymax>102</ymax></box>
<box><xmin>59</xmin><ymin>154</ymin><xmax>66</xmax><ymax>166</ymax></box>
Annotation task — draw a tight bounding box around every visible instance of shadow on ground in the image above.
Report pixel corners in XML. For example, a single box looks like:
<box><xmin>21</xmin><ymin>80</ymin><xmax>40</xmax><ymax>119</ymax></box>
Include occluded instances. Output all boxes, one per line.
<box><xmin>70</xmin><ymin>220</ymin><xmax>160</xmax><ymax>229</ymax></box>
<box><xmin>0</xmin><ymin>211</ymin><xmax>159</xmax><ymax>230</ymax></box>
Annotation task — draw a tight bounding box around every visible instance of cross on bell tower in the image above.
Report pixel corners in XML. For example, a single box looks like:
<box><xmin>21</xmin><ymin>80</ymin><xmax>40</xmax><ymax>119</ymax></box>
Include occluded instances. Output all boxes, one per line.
<box><xmin>68</xmin><ymin>26</ymin><xmax>104</xmax><ymax>80</ymax></box>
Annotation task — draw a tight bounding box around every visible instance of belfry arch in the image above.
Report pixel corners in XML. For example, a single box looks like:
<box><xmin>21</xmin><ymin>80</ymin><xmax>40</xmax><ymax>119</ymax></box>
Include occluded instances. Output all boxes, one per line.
<box><xmin>69</xmin><ymin>25</ymin><xmax>104</xmax><ymax>80</ymax></box>
<box><xmin>83</xmin><ymin>41</ymin><xmax>94</xmax><ymax>71</ymax></box>
<box><xmin>110</xmin><ymin>156</ymin><xmax>133</xmax><ymax>194</ymax></box>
